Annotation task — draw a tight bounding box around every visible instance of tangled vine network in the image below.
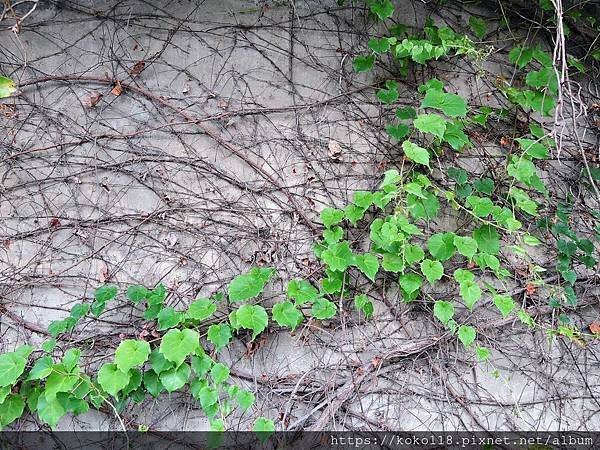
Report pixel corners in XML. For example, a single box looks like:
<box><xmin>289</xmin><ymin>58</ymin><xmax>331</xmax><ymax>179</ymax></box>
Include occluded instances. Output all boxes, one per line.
<box><xmin>0</xmin><ymin>0</ymin><xmax>599</xmax><ymax>439</ymax></box>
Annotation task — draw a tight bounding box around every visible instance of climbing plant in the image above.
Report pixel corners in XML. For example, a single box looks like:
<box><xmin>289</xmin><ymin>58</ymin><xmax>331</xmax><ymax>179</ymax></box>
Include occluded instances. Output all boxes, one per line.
<box><xmin>0</xmin><ymin>0</ymin><xmax>599</xmax><ymax>434</ymax></box>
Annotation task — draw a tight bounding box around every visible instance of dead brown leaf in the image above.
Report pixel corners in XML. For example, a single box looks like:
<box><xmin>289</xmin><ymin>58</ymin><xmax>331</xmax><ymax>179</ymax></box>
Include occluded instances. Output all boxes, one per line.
<box><xmin>130</xmin><ymin>60</ymin><xmax>145</xmax><ymax>76</ymax></box>
<box><xmin>83</xmin><ymin>92</ymin><xmax>103</xmax><ymax>107</ymax></box>
<box><xmin>590</xmin><ymin>322</ymin><xmax>600</xmax><ymax>335</ymax></box>
<box><xmin>111</xmin><ymin>80</ymin><xmax>123</xmax><ymax>96</ymax></box>
<box><xmin>328</xmin><ymin>140</ymin><xmax>342</xmax><ymax>160</ymax></box>
<box><xmin>0</xmin><ymin>104</ymin><xmax>17</xmax><ymax>119</ymax></box>
<box><xmin>99</xmin><ymin>266</ymin><xmax>110</xmax><ymax>283</ymax></box>
<box><xmin>525</xmin><ymin>283</ymin><xmax>537</xmax><ymax>296</ymax></box>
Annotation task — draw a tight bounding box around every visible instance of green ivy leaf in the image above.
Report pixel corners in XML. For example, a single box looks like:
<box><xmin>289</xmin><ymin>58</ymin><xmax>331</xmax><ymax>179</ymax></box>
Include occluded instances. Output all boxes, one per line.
<box><xmin>26</xmin><ymin>356</ymin><xmax>54</xmax><ymax>381</ymax></box>
<box><xmin>44</xmin><ymin>367</ymin><xmax>78</xmax><ymax>400</ymax></box>
<box><xmin>526</xmin><ymin>67</ymin><xmax>558</xmax><ymax>94</ymax></box>
<box><xmin>41</xmin><ymin>339</ymin><xmax>57</xmax><ymax>353</ymax></box>
<box><xmin>320</xmin><ymin>208</ymin><xmax>345</xmax><ymax>228</ymax></box>
<box><xmin>210</xmin><ymin>363</ymin><xmax>230</xmax><ymax>384</ymax></box>
<box><xmin>473</xmin><ymin>177</ymin><xmax>494</xmax><ymax>194</ymax></box>
<box><xmin>187</xmin><ymin>298</ymin><xmax>216</xmax><ymax>321</ymax></box>
<box><xmin>455</xmin><ymin>184</ymin><xmax>473</xmax><ymax>199</ymax></box>
<box><xmin>377</xmin><ymin>80</ymin><xmax>399</xmax><ymax>104</ymax></box>
<box><xmin>517</xmin><ymin>310</ymin><xmax>536</xmax><ymax>327</ymax></box>
<box><xmin>418</xmin><ymin>79</ymin><xmax>444</xmax><ymax>93</ymax></box>
<box><xmin>468</xmin><ymin>16</ymin><xmax>487</xmax><ymax>40</ymax></box>
<box><xmin>253</xmin><ymin>416</ymin><xmax>275</xmax><ymax>433</ymax></box>
<box><xmin>420</xmin><ymin>259</ymin><xmax>444</xmax><ymax>284</ymax></box>
<box><xmin>523</xmin><ymin>234</ymin><xmax>542</xmax><ymax>246</ymax></box>
<box><xmin>353</xmin><ymin>55</ymin><xmax>375</xmax><ymax>73</ymax></box>
<box><xmin>369</xmin><ymin>0</ymin><xmax>394</xmax><ymax>20</ymax></box>
<box><xmin>433</xmin><ymin>300</ymin><xmax>454</xmax><ymax>325</ymax></box>
<box><xmin>453</xmin><ymin>235</ymin><xmax>478</xmax><ymax>260</ymax></box>
<box><xmin>382</xmin><ymin>253</ymin><xmax>404</xmax><ymax>272</ymax></box>
<box><xmin>0</xmin><ymin>386</ymin><xmax>8</xmax><ymax>404</ymax></box>
<box><xmin>577</xmin><ymin>238</ymin><xmax>594</xmax><ymax>254</ymax></box>
<box><xmin>321</xmin><ymin>241</ymin><xmax>354</xmax><ymax>272</ymax></box>
<box><xmin>149</xmin><ymin>348</ymin><xmax>173</xmax><ymax>374</ymax></box>
<box><xmin>516</xmin><ymin>138</ymin><xmax>548</xmax><ymax>159</ymax></box>
<box><xmin>354</xmin><ymin>294</ymin><xmax>374</xmax><ymax>318</ymax></box>
<box><xmin>507</xmin><ymin>155</ymin><xmax>537</xmax><ymax>186</ymax></box>
<box><xmin>323</xmin><ymin>226</ymin><xmax>344</xmax><ymax>245</ymax></box>
<box><xmin>458</xmin><ymin>325</ymin><xmax>476</xmax><ymax>348</ymax></box>
<box><xmin>421</xmin><ymin>89</ymin><xmax>468</xmax><ymax>118</ymax></box>
<box><xmin>199</xmin><ymin>385</ymin><xmax>219</xmax><ymax>410</ymax></box>
<box><xmin>493</xmin><ymin>294</ymin><xmax>516</xmax><ymax>317</ymax></box>
<box><xmin>191</xmin><ymin>355</ymin><xmax>213</xmax><ymax>378</ymax></box>
<box><xmin>143</xmin><ymin>304</ymin><xmax>162</xmax><ymax>321</ymax></box>
<box><xmin>408</xmin><ymin>190</ymin><xmax>439</xmax><ymax>221</ymax></box>
<box><xmin>287</xmin><ymin>279</ymin><xmax>319</xmax><ymax>305</ymax></box>
<box><xmin>159</xmin><ymin>363</ymin><xmax>190</xmax><ymax>393</ymax></box>
<box><xmin>127</xmin><ymin>285</ymin><xmax>148</xmax><ymax>303</ymax></box>
<box><xmin>466</xmin><ymin>195</ymin><xmax>494</xmax><ymax>217</ymax></box>
<box><xmin>157</xmin><ymin>307</ymin><xmax>183</xmax><ymax>331</ymax></box>
<box><xmin>404</xmin><ymin>244</ymin><xmax>425</xmax><ymax>265</ymax></box>
<box><xmin>69</xmin><ymin>303</ymin><xmax>89</xmax><ymax>320</ymax></box>
<box><xmin>414</xmin><ymin>113</ymin><xmax>447</xmax><ymax>139</ymax></box>
<box><xmin>0</xmin><ymin>395</ymin><xmax>25</xmax><ymax>428</ymax></box>
<box><xmin>344</xmin><ymin>205</ymin><xmax>366</xmax><ymax>226</ymax></box>
<box><xmin>473</xmin><ymin>225</ymin><xmax>500</xmax><ymax>255</ymax></box>
<box><xmin>36</xmin><ymin>396</ymin><xmax>65</xmax><ymax>429</ymax></box>
<box><xmin>386</xmin><ymin>123</ymin><xmax>410</xmax><ymax>140</ymax></box>
<box><xmin>454</xmin><ymin>268</ymin><xmax>475</xmax><ymax>284</ymax></box>
<box><xmin>321</xmin><ymin>272</ymin><xmax>343</xmax><ymax>294</ymax></box>
<box><xmin>460</xmin><ymin>280</ymin><xmax>482</xmax><ymax>310</ymax></box>
<box><xmin>97</xmin><ymin>363</ymin><xmax>130</xmax><ymax>397</ymax></box>
<box><xmin>62</xmin><ymin>348</ymin><xmax>81</xmax><ymax>372</ymax></box>
<box><xmin>427</xmin><ymin>232</ymin><xmax>456</xmax><ymax>261</ymax></box>
<box><xmin>509</xmin><ymin>186</ymin><xmax>539</xmax><ymax>216</ymax></box>
<box><xmin>0</xmin><ymin>352</ymin><xmax>27</xmax><ymax>387</ymax></box>
<box><xmin>368</xmin><ymin>37</ymin><xmax>390</xmax><ymax>54</ymax></box>
<box><xmin>207</xmin><ymin>323</ymin><xmax>232</xmax><ymax>351</ymax></box>
<box><xmin>354</xmin><ymin>253</ymin><xmax>379</xmax><ymax>281</ymax></box>
<box><xmin>236</xmin><ymin>390</ymin><xmax>255</xmax><ymax>412</ymax></box>
<box><xmin>353</xmin><ymin>191</ymin><xmax>374</xmax><ymax>209</ymax></box>
<box><xmin>396</xmin><ymin>106</ymin><xmax>416</xmax><ymax>120</ymax></box>
<box><xmin>508</xmin><ymin>46</ymin><xmax>533</xmax><ymax>69</ymax></box>
<box><xmin>228</xmin><ymin>267</ymin><xmax>275</xmax><ymax>302</ymax></box>
<box><xmin>404</xmin><ymin>182</ymin><xmax>426</xmax><ymax>199</ymax></box>
<box><xmin>0</xmin><ymin>76</ymin><xmax>17</xmax><ymax>99</ymax></box>
<box><xmin>525</xmin><ymin>89</ymin><xmax>555</xmax><ymax>116</ymax></box>
<box><xmin>380</xmin><ymin>169</ymin><xmax>401</xmax><ymax>190</ymax></box>
<box><xmin>92</xmin><ymin>285</ymin><xmax>118</xmax><ymax>316</ymax></box>
<box><xmin>159</xmin><ymin>329</ymin><xmax>200</xmax><ymax>366</ymax></box>
<box><xmin>533</xmin><ymin>48</ymin><xmax>553</xmax><ymax>67</ymax></box>
<box><xmin>311</xmin><ymin>299</ymin><xmax>337</xmax><ymax>320</ymax></box>
<box><xmin>443</xmin><ymin>123</ymin><xmax>470</xmax><ymax>150</ymax></box>
<box><xmin>402</xmin><ymin>140</ymin><xmax>430</xmax><ymax>167</ymax></box>
<box><xmin>115</xmin><ymin>339</ymin><xmax>150</xmax><ymax>373</ymax></box>
<box><xmin>236</xmin><ymin>304</ymin><xmax>269</xmax><ymax>340</ymax></box>
<box><xmin>95</xmin><ymin>285</ymin><xmax>118</xmax><ymax>303</ymax></box>
<box><xmin>476</xmin><ymin>346</ymin><xmax>491</xmax><ymax>361</ymax></box>
<box><xmin>399</xmin><ymin>273</ymin><xmax>422</xmax><ymax>295</ymax></box>
<box><xmin>271</xmin><ymin>301</ymin><xmax>303</xmax><ymax>331</ymax></box>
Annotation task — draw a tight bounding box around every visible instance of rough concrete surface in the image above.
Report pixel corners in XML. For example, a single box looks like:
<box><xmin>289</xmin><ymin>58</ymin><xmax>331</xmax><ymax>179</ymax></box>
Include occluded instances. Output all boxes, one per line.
<box><xmin>1</xmin><ymin>0</ymin><xmax>599</xmax><ymax>432</ymax></box>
